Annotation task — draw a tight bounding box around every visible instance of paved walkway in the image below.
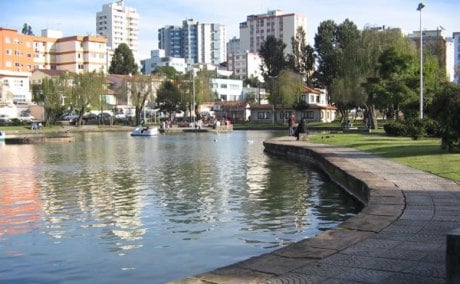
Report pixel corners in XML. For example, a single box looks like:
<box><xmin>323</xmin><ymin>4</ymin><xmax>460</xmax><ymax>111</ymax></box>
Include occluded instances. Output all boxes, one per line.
<box><xmin>173</xmin><ymin>137</ymin><xmax>460</xmax><ymax>284</ymax></box>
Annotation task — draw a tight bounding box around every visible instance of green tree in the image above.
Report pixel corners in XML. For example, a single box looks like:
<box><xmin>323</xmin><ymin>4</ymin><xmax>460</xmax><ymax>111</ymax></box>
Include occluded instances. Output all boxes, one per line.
<box><xmin>328</xmin><ymin>19</ymin><xmax>361</xmax><ymax>121</ymax></box>
<box><xmin>259</xmin><ymin>35</ymin><xmax>288</xmax><ymax>81</ymax></box>
<box><xmin>429</xmin><ymin>83</ymin><xmax>460</xmax><ymax>151</ymax></box>
<box><xmin>243</xmin><ymin>75</ymin><xmax>261</xmax><ymax>88</ymax></box>
<box><xmin>67</xmin><ymin>71</ymin><xmax>106</xmax><ymax>126</ymax></box>
<box><xmin>287</xmin><ymin>27</ymin><xmax>315</xmax><ymax>84</ymax></box>
<box><xmin>194</xmin><ymin>68</ymin><xmax>215</xmax><ymax>115</ymax></box>
<box><xmin>153</xmin><ymin>66</ymin><xmax>178</xmax><ymax>78</ymax></box>
<box><xmin>156</xmin><ymin>80</ymin><xmax>182</xmax><ymax>116</ymax></box>
<box><xmin>360</xmin><ymin>28</ymin><xmax>410</xmax><ymax>128</ymax></box>
<box><xmin>122</xmin><ymin>74</ymin><xmax>158</xmax><ymax>125</ymax></box>
<box><xmin>376</xmin><ymin>47</ymin><xmax>418</xmax><ymax>120</ymax></box>
<box><xmin>109</xmin><ymin>43</ymin><xmax>138</xmax><ymax>75</ymax></box>
<box><xmin>314</xmin><ymin>20</ymin><xmax>339</xmax><ymax>90</ymax></box>
<box><xmin>270</xmin><ymin>70</ymin><xmax>303</xmax><ymax>123</ymax></box>
<box><xmin>21</xmin><ymin>23</ymin><xmax>34</xmax><ymax>35</ymax></box>
<box><xmin>32</xmin><ymin>77</ymin><xmax>64</xmax><ymax>126</ymax></box>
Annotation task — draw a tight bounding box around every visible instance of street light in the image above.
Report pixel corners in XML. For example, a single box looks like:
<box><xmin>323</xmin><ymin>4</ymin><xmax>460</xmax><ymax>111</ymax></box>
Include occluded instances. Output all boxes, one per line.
<box><xmin>417</xmin><ymin>2</ymin><xmax>425</xmax><ymax>120</ymax></box>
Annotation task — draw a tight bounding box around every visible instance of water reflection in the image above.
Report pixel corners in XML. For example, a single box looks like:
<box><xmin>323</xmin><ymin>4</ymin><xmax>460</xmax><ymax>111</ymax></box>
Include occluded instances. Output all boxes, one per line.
<box><xmin>0</xmin><ymin>145</ymin><xmax>42</xmax><ymax>238</ymax></box>
<box><xmin>0</xmin><ymin>131</ymin><xmax>361</xmax><ymax>283</ymax></box>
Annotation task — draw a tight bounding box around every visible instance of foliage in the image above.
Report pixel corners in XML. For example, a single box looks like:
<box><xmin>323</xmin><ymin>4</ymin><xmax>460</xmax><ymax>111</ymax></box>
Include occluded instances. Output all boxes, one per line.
<box><xmin>314</xmin><ymin>20</ymin><xmax>339</xmax><ymax>90</ymax></box>
<box><xmin>287</xmin><ymin>27</ymin><xmax>315</xmax><ymax>84</ymax></box>
<box><xmin>243</xmin><ymin>75</ymin><xmax>261</xmax><ymax>88</ymax></box>
<box><xmin>314</xmin><ymin>19</ymin><xmax>361</xmax><ymax>120</ymax></box>
<box><xmin>66</xmin><ymin>71</ymin><xmax>106</xmax><ymax>126</ymax></box>
<box><xmin>259</xmin><ymin>35</ymin><xmax>288</xmax><ymax>82</ymax></box>
<box><xmin>122</xmin><ymin>74</ymin><xmax>157</xmax><ymax>125</ymax></box>
<box><xmin>32</xmin><ymin>77</ymin><xmax>66</xmax><ymax>126</ymax></box>
<box><xmin>383</xmin><ymin>120</ymin><xmax>407</xmax><ymax>136</ymax></box>
<box><xmin>274</xmin><ymin>70</ymin><xmax>304</xmax><ymax>105</ymax></box>
<box><xmin>404</xmin><ymin>118</ymin><xmax>425</xmax><ymax>140</ymax></box>
<box><xmin>194</xmin><ymin>68</ymin><xmax>215</xmax><ymax>108</ymax></box>
<box><xmin>21</xmin><ymin>23</ymin><xmax>34</xmax><ymax>35</ymax></box>
<box><xmin>293</xmin><ymin>100</ymin><xmax>309</xmax><ymax>111</ymax></box>
<box><xmin>152</xmin><ymin>66</ymin><xmax>178</xmax><ymax>78</ymax></box>
<box><xmin>109</xmin><ymin>43</ymin><xmax>138</xmax><ymax>75</ymax></box>
<box><xmin>429</xmin><ymin>83</ymin><xmax>460</xmax><ymax>151</ymax></box>
<box><xmin>156</xmin><ymin>79</ymin><xmax>183</xmax><ymax>116</ymax></box>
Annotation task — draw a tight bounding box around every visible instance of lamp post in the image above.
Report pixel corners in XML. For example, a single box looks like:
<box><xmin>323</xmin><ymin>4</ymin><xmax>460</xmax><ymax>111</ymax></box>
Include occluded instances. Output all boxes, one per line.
<box><xmin>417</xmin><ymin>2</ymin><xmax>425</xmax><ymax>120</ymax></box>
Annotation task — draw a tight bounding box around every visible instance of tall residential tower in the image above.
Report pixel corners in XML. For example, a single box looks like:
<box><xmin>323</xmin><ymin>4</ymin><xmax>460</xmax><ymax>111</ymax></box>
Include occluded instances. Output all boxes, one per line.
<box><xmin>158</xmin><ymin>19</ymin><xmax>226</xmax><ymax>65</ymax></box>
<box><xmin>239</xmin><ymin>10</ymin><xmax>307</xmax><ymax>55</ymax></box>
<box><xmin>96</xmin><ymin>0</ymin><xmax>139</xmax><ymax>59</ymax></box>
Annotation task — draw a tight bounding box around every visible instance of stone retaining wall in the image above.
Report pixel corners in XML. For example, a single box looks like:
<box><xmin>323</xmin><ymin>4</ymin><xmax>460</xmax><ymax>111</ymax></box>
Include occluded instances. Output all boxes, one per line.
<box><xmin>175</xmin><ymin>138</ymin><xmax>405</xmax><ymax>283</ymax></box>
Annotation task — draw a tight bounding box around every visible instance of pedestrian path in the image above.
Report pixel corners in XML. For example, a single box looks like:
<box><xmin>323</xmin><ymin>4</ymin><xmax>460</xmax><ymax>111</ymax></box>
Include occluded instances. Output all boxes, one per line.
<box><xmin>172</xmin><ymin>137</ymin><xmax>460</xmax><ymax>283</ymax></box>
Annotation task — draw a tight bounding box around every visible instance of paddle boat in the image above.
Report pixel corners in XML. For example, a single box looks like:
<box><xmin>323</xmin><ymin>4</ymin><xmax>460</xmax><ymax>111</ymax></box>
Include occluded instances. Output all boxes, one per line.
<box><xmin>0</xmin><ymin>130</ymin><xmax>5</xmax><ymax>141</ymax></box>
<box><xmin>130</xmin><ymin>126</ymin><xmax>158</xmax><ymax>136</ymax></box>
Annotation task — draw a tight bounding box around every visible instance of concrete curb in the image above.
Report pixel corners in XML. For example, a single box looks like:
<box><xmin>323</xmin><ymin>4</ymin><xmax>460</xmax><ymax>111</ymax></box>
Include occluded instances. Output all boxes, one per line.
<box><xmin>172</xmin><ymin>137</ymin><xmax>460</xmax><ymax>283</ymax></box>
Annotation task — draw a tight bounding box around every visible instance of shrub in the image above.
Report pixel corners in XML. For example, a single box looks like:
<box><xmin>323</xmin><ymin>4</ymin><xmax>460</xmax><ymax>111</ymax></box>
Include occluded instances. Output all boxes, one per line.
<box><xmin>405</xmin><ymin>118</ymin><xmax>425</xmax><ymax>140</ymax></box>
<box><xmin>423</xmin><ymin>118</ymin><xmax>441</xmax><ymax>137</ymax></box>
<box><xmin>383</xmin><ymin>120</ymin><xmax>406</xmax><ymax>136</ymax></box>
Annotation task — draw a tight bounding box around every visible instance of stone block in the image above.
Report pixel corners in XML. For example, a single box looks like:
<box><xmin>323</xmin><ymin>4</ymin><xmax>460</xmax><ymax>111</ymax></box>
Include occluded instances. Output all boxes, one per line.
<box><xmin>447</xmin><ymin>228</ymin><xmax>460</xmax><ymax>283</ymax></box>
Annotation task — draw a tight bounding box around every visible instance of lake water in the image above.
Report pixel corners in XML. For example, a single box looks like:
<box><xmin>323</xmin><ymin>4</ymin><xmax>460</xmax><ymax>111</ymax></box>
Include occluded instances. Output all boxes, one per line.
<box><xmin>0</xmin><ymin>130</ymin><xmax>362</xmax><ymax>283</ymax></box>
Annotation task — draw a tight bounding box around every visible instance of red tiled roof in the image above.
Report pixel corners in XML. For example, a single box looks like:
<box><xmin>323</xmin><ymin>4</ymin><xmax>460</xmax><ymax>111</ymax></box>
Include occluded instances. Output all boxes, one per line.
<box><xmin>303</xmin><ymin>86</ymin><xmax>321</xmax><ymax>94</ymax></box>
<box><xmin>250</xmin><ymin>103</ymin><xmax>336</xmax><ymax>110</ymax></box>
<box><xmin>33</xmin><ymin>69</ymin><xmax>70</xmax><ymax>76</ymax></box>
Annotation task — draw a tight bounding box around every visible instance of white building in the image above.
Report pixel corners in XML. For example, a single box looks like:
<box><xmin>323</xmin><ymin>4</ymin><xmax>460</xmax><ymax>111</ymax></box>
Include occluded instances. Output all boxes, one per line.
<box><xmin>446</xmin><ymin>37</ymin><xmax>454</xmax><ymax>82</ymax></box>
<box><xmin>453</xmin><ymin>32</ymin><xmax>460</xmax><ymax>83</ymax></box>
<box><xmin>0</xmin><ymin>70</ymin><xmax>32</xmax><ymax>105</ymax></box>
<box><xmin>160</xmin><ymin>19</ymin><xmax>226</xmax><ymax>65</ymax></box>
<box><xmin>54</xmin><ymin>36</ymin><xmax>108</xmax><ymax>74</ymax></box>
<box><xmin>96</xmin><ymin>0</ymin><xmax>139</xmax><ymax>60</ymax></box>
<box><xmin>141</xmin><ymin>49</ymin><xmax>187</xmax><ymax>74</ymax></box>
<box><xmin>239</xmin><ymin>10</ymin><xmax>307</xmax><ymax>56</ymax></box>
<box><xmin>211</xmin><ymin>78</ymin><xmax>243</xmax><ymax>101</ymax></box>
<box><xmin>228</xmin><ymin>51</ymin><xmax>263</xmax><ymax>81</ymax></box>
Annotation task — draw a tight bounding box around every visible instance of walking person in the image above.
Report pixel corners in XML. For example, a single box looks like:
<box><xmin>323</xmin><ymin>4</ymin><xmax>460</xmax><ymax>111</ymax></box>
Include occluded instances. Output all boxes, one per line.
<box><xmin>288</xmin><ymin>113</ymin><xmax>296</xmax><ymax>136</ymax></box>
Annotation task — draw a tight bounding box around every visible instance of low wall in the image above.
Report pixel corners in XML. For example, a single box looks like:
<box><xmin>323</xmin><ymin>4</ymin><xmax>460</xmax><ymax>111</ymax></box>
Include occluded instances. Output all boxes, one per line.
<box><xmin>175</xmin><ymin>138</ymin><xmax>405</xmax><ymax>283</ymax></box>
<box><xmin>264</xmin><ymin>140</ymin><xmax>371</xmax><ymax>205</ymax></box>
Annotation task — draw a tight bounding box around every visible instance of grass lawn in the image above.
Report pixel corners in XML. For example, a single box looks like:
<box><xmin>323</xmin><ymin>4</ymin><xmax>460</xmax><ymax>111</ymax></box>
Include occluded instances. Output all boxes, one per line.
<box><xmin>308</xmin><ymin>132</ymin><xmax>460</xmax><ymax>183</ymax></box>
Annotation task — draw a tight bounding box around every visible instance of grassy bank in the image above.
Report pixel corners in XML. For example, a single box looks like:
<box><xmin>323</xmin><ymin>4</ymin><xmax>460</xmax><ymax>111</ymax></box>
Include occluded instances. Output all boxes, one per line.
<box><xmin>308</xmin><ymin>133</ymin><xmax>460</xmax><ymax>183</ymax></box>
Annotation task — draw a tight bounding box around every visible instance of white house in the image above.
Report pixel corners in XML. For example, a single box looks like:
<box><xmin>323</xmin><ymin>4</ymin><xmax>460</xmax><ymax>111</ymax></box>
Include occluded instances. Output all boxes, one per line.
<box><xmin>250</xmin><ymin>86</ymin><xmax>337</xmax><ymax>124</ymax></box>
<box><xmin>210</xmin><ymin>78</ymin><xmax>243</xmax><ymax>101</ymax></box>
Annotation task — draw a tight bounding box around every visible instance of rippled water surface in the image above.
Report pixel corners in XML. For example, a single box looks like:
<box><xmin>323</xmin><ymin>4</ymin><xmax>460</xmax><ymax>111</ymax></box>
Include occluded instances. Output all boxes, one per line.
<box><xmin>0</xmin><ymin>130</ymin><xmax>361</xmax><ymax>283</ymax></box>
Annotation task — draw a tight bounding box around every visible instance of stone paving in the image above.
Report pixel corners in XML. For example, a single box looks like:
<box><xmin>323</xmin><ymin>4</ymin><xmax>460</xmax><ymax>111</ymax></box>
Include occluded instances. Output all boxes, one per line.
<box><xmin>172</xmin><ymin>137</ymin><xmax>460</xmax><ymax>284</ymax></box>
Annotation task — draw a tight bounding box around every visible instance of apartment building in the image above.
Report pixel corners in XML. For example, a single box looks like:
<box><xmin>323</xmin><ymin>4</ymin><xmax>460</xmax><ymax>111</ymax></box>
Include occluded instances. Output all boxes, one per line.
<box><xmin>408</xmin><ymin>29</ymin><xmax>454</xmax><ymax>82</ymax></box>
<box><xmin>158</xmin><ymin>19</ymin><xmax>226</xmax><ymax>65</ymax></box>
<box><xmin>140</xmin><ymin>49</ymin><xmax>187</xmax><ymax>74</ymax></box>
<box><xmin>453</xmin><ymin>32</ymin><xmax>460</xmax><ymax>83</ymax></box>
<box><xmin>228</xmin><ymin>50</ymin><xmax>263</xmax><ymax>81</ymax></box>
<box><xmin>158</xmin><ymin>25</ymin><xmax>182</xmax><ymax>58</ymax></box>
<box><xmin>239</xmin><ymin>10</ymin><xmax>307</xmax><ymax>55</ymax></box>
<box><xmin>0</xmin><ymin>27</ymin><xmax>108</xmax><ymax>104</ymax></box>
<box><xmin>96</xmin><ymin>0</ymin><xmax>139</xmax><ymax>59</ymax></box>
<box><xmin>211</xmin><ymin>78</ymin><xmax>243</xmax><ymax>101</ymax></box>
<box><xmin>54</xmin><ymin>36</ymin><xmax>107</xmax><ymax>73</ymax></box>
<box><xmin>1</xmin><ymin>28</ymin><xmax>108</xmax><ymax>74</ymax></box>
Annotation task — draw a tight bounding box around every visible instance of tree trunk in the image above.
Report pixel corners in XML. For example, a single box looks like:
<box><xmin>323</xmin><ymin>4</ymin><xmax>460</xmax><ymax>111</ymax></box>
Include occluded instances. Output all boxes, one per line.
<box><xmin>368</xmin><ymin>105</ymin><xmax>378</xmax><ymax>129</ymax></box>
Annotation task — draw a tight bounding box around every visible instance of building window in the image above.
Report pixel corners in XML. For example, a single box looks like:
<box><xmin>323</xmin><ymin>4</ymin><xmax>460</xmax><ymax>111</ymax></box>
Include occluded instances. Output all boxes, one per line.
<box><xmin>303</xmin><ymin>111</ymin><xmax>314</xmax><ymax>119</ymax></box>
<box><xmin>5</xmin><ymin>37</ymin><xmax>11</xmax><ymax>43</ymax></box>
<box><xmin>279</xmin><ymin>111</ymin><xmax>291</xmax><ymax>120</ymax></box>
<box><xmin>257</xmin><ymin>111</ymin><xmax>271</xmax><ymax>119</ymax></box>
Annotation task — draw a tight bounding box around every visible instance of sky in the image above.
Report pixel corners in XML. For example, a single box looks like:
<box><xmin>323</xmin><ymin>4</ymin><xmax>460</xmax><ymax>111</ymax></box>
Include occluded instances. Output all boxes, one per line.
<box><xmin>1</xmin><ymin>0</ymin><xmax>460</xmax><ymax>61</ymax></box>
